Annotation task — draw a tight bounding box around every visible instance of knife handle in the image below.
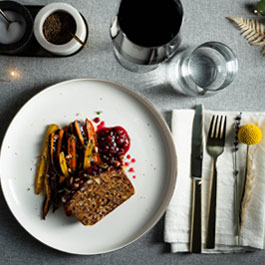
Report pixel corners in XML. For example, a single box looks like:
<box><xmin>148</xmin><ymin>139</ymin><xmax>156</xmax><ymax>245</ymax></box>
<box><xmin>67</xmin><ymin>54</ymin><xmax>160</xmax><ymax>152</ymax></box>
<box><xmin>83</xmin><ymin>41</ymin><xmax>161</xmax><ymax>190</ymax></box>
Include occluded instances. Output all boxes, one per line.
<box><xmin>206</xmin><ymin>162</ymin><xmax>217</xmax><ymax>249</ymax></box>
<box><xmin>190</xmin><ymin>178</ymin><xmax>201</xmax><ymax>253</ymax></box>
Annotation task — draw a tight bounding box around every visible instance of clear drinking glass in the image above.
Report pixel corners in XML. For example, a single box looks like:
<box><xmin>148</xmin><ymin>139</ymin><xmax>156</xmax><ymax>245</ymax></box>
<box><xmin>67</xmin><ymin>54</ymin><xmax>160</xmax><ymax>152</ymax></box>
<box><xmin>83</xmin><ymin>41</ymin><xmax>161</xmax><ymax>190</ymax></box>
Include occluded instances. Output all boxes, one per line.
<box><xmin>110</xmin><ymin>0</ymin><xmax>183</xmax><ymax>72</ymax></box>
<box><xmin>165</xmin><ymin>42</ymin><xmax>238</xmax><ymax>96</ymax></box>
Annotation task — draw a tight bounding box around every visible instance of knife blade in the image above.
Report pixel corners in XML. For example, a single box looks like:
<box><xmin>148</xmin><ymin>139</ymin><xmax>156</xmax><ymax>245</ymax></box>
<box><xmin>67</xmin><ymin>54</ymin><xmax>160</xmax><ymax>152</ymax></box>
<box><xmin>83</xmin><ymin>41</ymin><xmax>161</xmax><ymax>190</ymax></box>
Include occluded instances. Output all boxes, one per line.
<box><xmin>190</xmin><ymin>104</ymin><xmax>203</xmax><ymax>253</ymax></box>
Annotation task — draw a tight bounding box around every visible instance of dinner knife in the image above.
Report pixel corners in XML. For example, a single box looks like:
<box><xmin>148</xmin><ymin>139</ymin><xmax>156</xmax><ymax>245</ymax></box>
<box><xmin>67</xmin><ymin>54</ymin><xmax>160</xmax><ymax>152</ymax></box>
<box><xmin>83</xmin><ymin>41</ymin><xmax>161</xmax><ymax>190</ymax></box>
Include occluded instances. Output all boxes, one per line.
<box><xmin>189</xmin><ymin>105</ymin><xmax>203</xmax><ymax>253</ymax></box>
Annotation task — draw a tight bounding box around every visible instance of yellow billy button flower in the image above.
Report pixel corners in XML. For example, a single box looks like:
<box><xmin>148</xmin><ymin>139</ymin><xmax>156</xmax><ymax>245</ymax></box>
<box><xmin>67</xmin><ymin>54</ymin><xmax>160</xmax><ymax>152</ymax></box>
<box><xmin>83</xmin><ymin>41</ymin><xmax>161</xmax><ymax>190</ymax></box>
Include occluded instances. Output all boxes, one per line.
<box><xmin>238</xmin><ymin>124</ymin><xmax>262</xmax><ymax>145</ymax></box>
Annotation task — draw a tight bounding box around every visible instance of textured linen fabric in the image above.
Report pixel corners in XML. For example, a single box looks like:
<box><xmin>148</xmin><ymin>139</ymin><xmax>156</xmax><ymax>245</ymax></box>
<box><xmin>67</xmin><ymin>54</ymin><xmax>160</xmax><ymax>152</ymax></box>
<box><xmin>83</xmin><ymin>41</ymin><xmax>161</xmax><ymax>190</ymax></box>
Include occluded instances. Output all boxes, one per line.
<box><xmin>2</xmin><ymin>0</ymin><xmax>265</xmax><ymax>264</ymax></box>
<box><xmin>164</xmin><ymin>110</ymin><xmax>265</xmax><ymax>253</ymax></box>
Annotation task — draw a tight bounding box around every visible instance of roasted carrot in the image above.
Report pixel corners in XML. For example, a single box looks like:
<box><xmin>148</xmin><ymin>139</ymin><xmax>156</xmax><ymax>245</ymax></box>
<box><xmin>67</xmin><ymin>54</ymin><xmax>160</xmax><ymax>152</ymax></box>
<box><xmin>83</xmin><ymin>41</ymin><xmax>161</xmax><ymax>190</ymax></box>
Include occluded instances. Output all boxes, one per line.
<box><xmin>59</xmin><ymin>151</ymin><xmax>69</xmax><ymax>180</ymax></box>
<box><xmin>56</xmin><ymin>129</ymin><xmax>64</xmax><ymax>158</ymax></box>
<box><xmin>67</xmin><ymin>135</ymin><xmax>77</xmax><ymax>172</ymax></box>
<box><xmin>49</xmin><ymin>132</ymin><xmax>56</xmax><ymax>167</ymax></box>
<box><xmin>42</xmin><ymin>173</ymin><xmax>51</xmax><ymax>219</ymax></box>
<box><xmin>53</xmin><ymin>187</ymin><xmax>60</xmax><ymax>213</ymax></box>
<box><xmin>84</xmin><ymin>119</ymin><xmax>101</xmax><ymax>164</ymax></box>
<box><xmin>48</xmin><ymin>131</ymin><xmax>61</xmax><ymax>213</ymax></box>
<box><xmin>83</xmin><ymin>140</ymin><xmax>93</xmax><ymax>169</ymax></box>
<box><xmin>74</xmin><ymin>120</ymin><xmax>85</xmax><ymax>148</ymax></box>
<box><xmin>35</xmin><ymin>124</ymin><xmax>59</xmax><ymax>194</ymax></box>
<box><xmin>59</xmin><ymin>175</ymin><xmax>65</xmax><ymax>184</ymax></box>
<box><xmin>85</xmin><ymin>119</ymin><xmax>96</xmax><ymax>142</ymax></box>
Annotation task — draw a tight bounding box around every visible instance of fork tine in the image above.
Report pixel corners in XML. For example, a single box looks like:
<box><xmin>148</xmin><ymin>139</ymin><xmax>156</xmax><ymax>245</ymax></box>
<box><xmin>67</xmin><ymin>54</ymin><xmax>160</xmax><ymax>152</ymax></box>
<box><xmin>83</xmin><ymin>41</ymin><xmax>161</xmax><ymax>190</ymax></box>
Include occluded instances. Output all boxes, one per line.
<box><xmin>208</xmin><ymin>115</ymin><xmax>215</xmax><ymax>138</ymax></box>
<box><xmin>217</xmin><ymin>116</ymin><xmax>223</xmax><ymax>138</ymax></box>
<box><xmin>221</xmin><ymin>116</ymin><xmax>227</xmax><ymax>145</ymax></box>
<box><xmin>213</xmin><ymin>116</ymin><xmax>219</xmax><ymax>138</ymax></box>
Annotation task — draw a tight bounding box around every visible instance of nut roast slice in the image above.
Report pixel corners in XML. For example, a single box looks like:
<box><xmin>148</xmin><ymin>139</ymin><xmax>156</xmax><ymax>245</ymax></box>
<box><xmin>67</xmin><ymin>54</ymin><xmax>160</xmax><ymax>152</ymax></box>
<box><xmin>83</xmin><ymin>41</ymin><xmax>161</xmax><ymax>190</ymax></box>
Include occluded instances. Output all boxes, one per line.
<box><xmin>64</xmin><ymin>169</ymin><xmax>135</xmax><ymax>225</ymax></box>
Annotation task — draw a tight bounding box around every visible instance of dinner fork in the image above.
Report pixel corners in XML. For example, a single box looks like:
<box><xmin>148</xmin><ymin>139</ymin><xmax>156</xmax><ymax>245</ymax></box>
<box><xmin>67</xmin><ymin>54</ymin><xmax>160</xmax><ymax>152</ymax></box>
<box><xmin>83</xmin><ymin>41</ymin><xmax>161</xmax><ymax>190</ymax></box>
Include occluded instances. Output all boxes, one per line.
<box><xmin>205</xmin><ymin>115</ymin><xmax>227</xmax><ymax>249</ymax></box>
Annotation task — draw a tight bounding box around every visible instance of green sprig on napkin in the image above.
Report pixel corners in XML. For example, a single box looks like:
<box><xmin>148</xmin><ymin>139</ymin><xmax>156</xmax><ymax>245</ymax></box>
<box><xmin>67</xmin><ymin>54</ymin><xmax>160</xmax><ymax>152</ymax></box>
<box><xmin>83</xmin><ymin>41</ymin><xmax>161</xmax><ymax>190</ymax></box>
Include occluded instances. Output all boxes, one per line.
<box><xmin>232</xmin><ymin>113</ymin><xmax>242</xmax><ymax>244</ymax></box>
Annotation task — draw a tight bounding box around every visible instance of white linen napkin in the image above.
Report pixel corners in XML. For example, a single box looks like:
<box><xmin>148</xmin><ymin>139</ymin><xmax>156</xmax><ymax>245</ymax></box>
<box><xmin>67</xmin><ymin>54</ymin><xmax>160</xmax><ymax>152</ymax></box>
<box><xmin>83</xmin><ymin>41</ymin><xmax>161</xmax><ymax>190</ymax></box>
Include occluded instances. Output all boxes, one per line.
<box><xmin>164</xmin><ymin>109</ymin><xmax>265</xmax><ymax>253</ymax></box>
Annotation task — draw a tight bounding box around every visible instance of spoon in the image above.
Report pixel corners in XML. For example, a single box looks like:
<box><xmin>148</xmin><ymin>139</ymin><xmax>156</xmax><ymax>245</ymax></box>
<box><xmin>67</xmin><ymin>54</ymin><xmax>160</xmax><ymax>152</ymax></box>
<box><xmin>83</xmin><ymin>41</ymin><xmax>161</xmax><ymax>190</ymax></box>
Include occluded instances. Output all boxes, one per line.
<box><xmin>0</xmin><ymin>8</ymin><xmax>12</xmax><ymax>24</ymax></box>
<box><xmin>68</xmin><ymin>31</ymin><xmax>87</xmax><ymax>48</ymax></box>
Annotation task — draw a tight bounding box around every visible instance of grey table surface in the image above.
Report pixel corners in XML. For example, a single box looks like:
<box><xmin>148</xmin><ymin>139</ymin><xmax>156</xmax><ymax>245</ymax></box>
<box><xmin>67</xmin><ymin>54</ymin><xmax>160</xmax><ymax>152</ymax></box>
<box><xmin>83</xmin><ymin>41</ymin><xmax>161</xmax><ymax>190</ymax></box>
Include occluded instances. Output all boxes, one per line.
<box><xmin>1</xmin><ymin>0</ymin><xmax>265</xmax><ymax>264</ymax></box>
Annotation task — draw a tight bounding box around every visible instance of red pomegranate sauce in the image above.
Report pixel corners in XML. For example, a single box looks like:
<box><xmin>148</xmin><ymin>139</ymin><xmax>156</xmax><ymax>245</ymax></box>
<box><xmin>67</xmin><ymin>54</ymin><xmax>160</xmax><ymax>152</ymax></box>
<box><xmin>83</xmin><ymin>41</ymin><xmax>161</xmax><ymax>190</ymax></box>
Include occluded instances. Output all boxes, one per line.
<box><xmin>97</xmin><ymin>121</ymin><xmax>105</xmax><ymax>131</ymax></box>
<box><xmin>93</xmin><ymin>117</ymin><xmax>100</xmax><ymax>123</ymax></box>
<box><xmin>97</xmin><ymin>126</ymin><xmax>130</xmax><ymax>167</ymax></box>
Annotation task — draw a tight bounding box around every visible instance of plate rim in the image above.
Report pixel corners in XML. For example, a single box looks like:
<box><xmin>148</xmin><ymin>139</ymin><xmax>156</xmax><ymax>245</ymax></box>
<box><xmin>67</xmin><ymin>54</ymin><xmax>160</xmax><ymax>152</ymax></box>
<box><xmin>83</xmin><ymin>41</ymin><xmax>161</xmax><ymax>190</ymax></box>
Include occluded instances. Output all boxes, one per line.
<box><xmin>0</xmin><ymin>78</ymin><xmax>177</xmax><ymax>255</ymax></box>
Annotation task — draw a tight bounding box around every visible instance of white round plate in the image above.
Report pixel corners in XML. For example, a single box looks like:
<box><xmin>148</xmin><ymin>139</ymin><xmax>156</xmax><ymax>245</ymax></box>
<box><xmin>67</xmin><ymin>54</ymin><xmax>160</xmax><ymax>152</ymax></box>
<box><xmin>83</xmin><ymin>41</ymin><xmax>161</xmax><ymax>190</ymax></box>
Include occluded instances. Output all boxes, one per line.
<box><xmin>0</xmin><ymin>78</ymin><xmax>177</xmax><ymax>255</ymax></box>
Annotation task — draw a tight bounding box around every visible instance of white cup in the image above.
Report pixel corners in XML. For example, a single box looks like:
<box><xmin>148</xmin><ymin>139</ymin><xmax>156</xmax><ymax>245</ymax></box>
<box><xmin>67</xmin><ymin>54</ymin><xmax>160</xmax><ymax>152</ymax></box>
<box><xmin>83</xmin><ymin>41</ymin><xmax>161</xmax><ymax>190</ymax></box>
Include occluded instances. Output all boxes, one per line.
<box><xmin>34</xmin><ymin>2</ymin><xmax>87</xmax><ymax>56</ymax></box>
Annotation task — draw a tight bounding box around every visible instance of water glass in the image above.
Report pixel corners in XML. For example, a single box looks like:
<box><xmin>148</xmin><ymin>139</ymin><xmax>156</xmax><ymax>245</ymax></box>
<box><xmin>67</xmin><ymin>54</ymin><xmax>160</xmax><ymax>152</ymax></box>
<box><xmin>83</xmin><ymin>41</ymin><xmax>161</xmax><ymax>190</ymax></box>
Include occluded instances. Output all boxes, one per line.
<box><xmin>110</xmin><ymin>0</ymin><xmax>183</xmax><ymax>72</ymax></box>
<box><xmin>165</xmin><ymin>42</ymin><xmax>238</xmax><ymax>96</ymax></box>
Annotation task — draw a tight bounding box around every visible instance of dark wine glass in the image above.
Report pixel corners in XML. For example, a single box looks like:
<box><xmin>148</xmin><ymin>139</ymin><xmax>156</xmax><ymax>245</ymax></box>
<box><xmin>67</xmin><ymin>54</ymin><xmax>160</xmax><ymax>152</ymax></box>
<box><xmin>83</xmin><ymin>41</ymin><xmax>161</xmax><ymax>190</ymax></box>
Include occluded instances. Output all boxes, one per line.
<box><xmin>110</xmin><ymin>0</ymin><xmax>183</xmax><ymax>72</ymax></box>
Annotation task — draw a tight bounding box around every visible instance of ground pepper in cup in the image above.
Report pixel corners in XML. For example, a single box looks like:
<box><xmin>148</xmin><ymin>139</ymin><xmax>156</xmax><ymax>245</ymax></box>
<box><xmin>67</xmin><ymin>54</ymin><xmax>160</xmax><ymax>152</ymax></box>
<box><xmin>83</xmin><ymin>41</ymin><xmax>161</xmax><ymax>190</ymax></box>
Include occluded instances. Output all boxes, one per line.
<box><xmin>43</xmin><ymin>12</ymin><xmax>76</xmax><ymax>45</ymax></box>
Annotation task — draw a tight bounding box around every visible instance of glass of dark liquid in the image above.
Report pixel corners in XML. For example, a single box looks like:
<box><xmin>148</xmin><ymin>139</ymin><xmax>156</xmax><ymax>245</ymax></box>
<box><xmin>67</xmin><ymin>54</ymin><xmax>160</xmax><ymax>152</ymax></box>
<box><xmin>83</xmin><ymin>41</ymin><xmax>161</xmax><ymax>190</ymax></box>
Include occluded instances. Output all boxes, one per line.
<box><xmin>110</xmin><ymin>0</ymin><xmax>183</xmax><ymax>72</ymax></box>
